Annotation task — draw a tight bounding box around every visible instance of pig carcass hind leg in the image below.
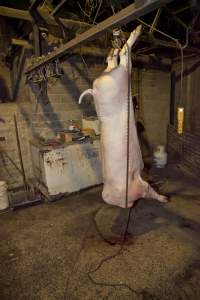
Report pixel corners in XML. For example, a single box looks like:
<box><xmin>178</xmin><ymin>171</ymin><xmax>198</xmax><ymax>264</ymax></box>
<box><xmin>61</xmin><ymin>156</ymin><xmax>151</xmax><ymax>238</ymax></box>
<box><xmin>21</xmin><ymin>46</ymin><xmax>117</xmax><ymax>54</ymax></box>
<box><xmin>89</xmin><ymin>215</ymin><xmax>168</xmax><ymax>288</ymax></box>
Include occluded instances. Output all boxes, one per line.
<box><xmin>137</xmin><ymin>175</ymin><xmax>168</xmax><ymax>203</ymax></box>
<box><xmin>119</xmin><ymin>25</ymin><xmax>142</xmax><ymax>69</ymax></box>
<box><xmin>144</xmin><ymin>184</ymin><xmax>168</xmax><ymax>203</ymax></box>
<box><xmin>104</xmin><ymin>48</ymin><xmax>120</xmax><ymax>72</ymax></box>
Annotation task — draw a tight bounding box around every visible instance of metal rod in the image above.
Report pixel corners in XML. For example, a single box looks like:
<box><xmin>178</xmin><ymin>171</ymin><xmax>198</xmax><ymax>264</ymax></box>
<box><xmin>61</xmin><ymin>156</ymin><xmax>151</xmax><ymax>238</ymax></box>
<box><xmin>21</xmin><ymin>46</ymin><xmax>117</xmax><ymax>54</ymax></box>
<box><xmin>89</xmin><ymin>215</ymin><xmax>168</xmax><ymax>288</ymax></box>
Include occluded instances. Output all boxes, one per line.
<box><xmin>149</xmin><ymin>8</ymin><xmax>162</xmax><ymax>33</ymax></box>
<box><xmin>49</xmin><ymin>0</ymin><xmax>67</xmax><ymax>16</ymax></box>
<box><xmin>174</xmin><ymin>5</ymin><xmax>190</xmax><ymax>15</ymax></box>
<box><xmin>165</xmin><ymin>7</ymin><xmax>188</xmax><ymax>30</ymax></box>
<box><xmin>13</xmin><ymin>114</ymin><xmax>29</xmax><ymax>202</ymax></box>
<box><xmin>26</xmin><ymin>0</ymin><xmax>174</xmax><ymax>74</ymax></box>
<box><xmin>29</xmin><ymin>0</ymin><xmax>44</xmax><ymax>11</ymax></box>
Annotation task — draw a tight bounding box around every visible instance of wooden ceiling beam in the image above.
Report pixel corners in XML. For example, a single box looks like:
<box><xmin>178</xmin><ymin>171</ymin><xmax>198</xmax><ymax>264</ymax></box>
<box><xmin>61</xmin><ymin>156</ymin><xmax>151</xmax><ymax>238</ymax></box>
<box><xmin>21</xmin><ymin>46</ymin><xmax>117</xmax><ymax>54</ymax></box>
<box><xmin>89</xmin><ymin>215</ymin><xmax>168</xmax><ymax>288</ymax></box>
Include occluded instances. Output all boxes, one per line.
<box><xmin>0</xmin><ymin>6</ymin><xmax>91</xmax><ymax>29</ymax></box>
<box><xmin>11</xmin><ymin>38</ymin><xmax>33</xmax><ymax>48</ymax></box>
<box><xmin>0</xmin><ymin>6</ymin><xmax>32</xmax><ymax>21</ymax></box>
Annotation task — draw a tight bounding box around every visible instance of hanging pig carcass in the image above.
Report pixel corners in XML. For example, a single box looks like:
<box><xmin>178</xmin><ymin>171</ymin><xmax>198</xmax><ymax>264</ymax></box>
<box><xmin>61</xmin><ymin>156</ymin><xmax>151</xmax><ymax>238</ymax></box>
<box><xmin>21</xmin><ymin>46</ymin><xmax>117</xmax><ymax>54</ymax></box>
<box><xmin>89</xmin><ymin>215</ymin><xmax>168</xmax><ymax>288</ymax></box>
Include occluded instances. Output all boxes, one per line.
<box><xmin>79</xmin><ymin>25</ymin><xmax>168</xmax><ymax>208</ymax></box>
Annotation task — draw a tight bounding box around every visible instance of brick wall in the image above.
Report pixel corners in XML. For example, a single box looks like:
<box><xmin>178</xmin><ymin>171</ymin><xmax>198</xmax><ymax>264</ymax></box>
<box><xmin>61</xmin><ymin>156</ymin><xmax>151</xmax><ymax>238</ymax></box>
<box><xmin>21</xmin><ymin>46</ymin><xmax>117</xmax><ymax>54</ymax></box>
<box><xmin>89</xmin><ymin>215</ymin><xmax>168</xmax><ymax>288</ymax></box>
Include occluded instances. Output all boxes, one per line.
<box><xmin>171</xmin><ymin>57</ymin><xmax>200</xmax><ymax>133</ymax></box>
<box><xmin>0</xmin><ymin>57</ymin><xmax>35</xmax><ymax>189</ymax></box>
<box><xmin>167</xmin><ymin>125</ymin><xmax>200</xmax><ymax>176</ymax></box>
<box><xmin>0</xmin><ymin>53</ymin><xmax>105</xmax><ymax>190</ymax></box>
<box><xmin>29</xmin><ymin>55</ymin><xmax>104</xmax><ymax>139</ymax></box>
<box><xmin>167</xmin><ymin>56</ymin><xmax>200</xmax><ymax>176</ymax></box>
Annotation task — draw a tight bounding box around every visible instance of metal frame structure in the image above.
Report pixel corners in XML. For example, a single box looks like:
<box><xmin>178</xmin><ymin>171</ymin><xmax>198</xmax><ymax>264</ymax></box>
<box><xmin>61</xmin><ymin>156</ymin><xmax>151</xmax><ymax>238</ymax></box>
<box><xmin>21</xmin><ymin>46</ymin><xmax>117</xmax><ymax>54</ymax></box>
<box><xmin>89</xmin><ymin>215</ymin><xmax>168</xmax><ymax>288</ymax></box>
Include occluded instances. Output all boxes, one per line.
<box><xmin>25</xmin><ymin>0</ymin><xmax>174</xmax><ymax>74</ymax></box>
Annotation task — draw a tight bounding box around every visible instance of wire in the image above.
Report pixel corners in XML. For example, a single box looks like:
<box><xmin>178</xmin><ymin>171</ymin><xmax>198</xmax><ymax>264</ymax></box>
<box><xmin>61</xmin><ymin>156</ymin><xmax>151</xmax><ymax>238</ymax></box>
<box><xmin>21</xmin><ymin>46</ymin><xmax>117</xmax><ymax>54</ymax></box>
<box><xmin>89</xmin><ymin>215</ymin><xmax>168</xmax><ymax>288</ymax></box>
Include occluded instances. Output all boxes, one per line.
<box><xmin>137</xmin><ymin>18</ymin><xmax>181</xmax><ymax>45</ymax></box>
<box><xmin>87</xmin><ymin>204</ymin><xmax>159</xmax><ymax>299</ymax></box>
<box><xmin>87</xmin><ymin>206</ymin><xmax>135</xmax><ymax>293</ymax></box>
<box><xmin>77</xmin><ymin>1</ymin><xmax>92</xmax><ymax>19</ymax></box>
<box><xmin>87</xmin><ymin>40</ymin><xmax>134</xmax><ymax>293</ymax></box>
<box><xmin>63</xmin><ymin>216</ymin><xmax>93</xmax><ymax>300</ymax></box>
<box><xmin>136</xmin><ymin>18</ymin><xmax>189</xmax><ymax>108</ymax></box>
<box><xmin>93</xmin><ymin>0</ymin><xmax>103</xmax><ymax>24</ymax></box>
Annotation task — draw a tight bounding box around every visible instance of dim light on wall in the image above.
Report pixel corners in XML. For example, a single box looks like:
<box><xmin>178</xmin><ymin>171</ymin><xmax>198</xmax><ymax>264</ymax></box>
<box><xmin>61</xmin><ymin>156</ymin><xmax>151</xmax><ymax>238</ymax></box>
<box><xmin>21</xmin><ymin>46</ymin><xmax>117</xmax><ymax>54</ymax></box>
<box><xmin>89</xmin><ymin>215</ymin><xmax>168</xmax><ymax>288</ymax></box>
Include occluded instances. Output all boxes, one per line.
<box><xmin>177</xmin><ymin>107</ymin><xmax>184</xmax><ymax>134</ymax></box>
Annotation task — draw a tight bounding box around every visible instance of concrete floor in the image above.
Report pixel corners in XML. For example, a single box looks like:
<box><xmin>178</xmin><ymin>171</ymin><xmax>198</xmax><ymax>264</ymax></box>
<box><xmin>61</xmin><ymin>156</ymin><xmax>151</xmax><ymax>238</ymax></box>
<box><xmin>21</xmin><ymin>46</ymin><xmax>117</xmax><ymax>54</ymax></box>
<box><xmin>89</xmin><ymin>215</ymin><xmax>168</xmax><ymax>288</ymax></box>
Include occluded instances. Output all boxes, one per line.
<box><xmin>0</xmin><ymin>166</ymin><xmax>200</xmax><ymax>300</ymax></box>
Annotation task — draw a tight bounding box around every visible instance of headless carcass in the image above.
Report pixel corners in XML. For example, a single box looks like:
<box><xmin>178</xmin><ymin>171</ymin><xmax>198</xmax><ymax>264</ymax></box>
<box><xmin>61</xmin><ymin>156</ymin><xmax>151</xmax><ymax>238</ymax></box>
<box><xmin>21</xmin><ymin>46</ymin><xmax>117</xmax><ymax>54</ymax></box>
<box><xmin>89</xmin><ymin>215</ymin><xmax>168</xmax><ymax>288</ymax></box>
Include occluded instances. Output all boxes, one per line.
<box><xmin>79</xmin><ymin>25</ymin><xmax>168</xmax><ymax>208</ymax></box>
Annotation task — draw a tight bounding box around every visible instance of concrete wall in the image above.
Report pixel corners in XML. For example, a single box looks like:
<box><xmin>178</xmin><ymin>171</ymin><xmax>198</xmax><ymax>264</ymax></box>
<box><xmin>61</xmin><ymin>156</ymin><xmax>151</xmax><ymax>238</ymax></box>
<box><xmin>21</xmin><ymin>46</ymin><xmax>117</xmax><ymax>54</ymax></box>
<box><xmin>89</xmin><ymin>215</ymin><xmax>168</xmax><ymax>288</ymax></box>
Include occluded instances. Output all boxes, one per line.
<box><xmin>135</xmin><ymin>68</ymin><xmax>171</xmax><ymax>151</ymax></box>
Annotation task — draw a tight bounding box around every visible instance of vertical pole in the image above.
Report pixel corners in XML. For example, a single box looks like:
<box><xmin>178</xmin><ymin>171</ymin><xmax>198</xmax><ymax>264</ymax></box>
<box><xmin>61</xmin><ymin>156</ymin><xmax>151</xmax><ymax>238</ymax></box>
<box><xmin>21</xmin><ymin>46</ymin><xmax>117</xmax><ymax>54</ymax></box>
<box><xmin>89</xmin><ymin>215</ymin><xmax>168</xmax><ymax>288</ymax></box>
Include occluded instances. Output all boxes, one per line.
<box><xmin>33</xmin><ymin>24</ymin><xmax>41</xmax><ymax>56</ymax></box>
<box><xmin>14</xmin><ymin>114</ymin><xmax>29</xmax><ymax>201</ymax></box>
<box><xmin>170</xmin><ymin>71</ymin><xmax>175</xmax><ymax>125</ymax></box>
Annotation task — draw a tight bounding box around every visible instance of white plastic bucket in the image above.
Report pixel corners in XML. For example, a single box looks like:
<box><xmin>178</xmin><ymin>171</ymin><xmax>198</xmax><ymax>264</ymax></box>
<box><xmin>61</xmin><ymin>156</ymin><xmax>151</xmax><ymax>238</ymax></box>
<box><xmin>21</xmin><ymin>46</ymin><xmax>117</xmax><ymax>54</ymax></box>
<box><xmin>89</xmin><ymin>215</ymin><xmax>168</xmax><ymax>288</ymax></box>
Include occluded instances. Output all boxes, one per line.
<box><xmin>153</xmin><ymin>145</ymin><xmax>167</xmax><ymax>168</ymax></box>
<box><xmin>0</xmin><ymin>181</ymin><xmax>9</xmax><ymax>210</ymax></box>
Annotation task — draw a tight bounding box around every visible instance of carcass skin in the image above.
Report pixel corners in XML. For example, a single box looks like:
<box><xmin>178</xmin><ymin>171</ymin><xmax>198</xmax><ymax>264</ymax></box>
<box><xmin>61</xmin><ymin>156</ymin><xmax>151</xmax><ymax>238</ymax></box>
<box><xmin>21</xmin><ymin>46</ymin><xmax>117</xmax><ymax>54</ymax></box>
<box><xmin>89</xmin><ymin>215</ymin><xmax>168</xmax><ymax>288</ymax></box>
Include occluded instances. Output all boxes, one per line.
<box><xmin>79</xmin><ymin>25</ymin><xmax>167</xmax><ymax>208</ymax></box>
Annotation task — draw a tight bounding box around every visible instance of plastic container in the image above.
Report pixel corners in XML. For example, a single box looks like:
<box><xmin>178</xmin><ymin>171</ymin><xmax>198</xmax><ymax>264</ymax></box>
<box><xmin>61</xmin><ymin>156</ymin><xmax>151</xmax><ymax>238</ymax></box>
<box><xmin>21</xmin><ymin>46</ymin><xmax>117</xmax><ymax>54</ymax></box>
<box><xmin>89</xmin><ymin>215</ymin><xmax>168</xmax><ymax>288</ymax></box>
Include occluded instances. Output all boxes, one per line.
<box><xmin>153</xmin><ymin>145</ymin><xmax>167</xmax><ymax>168</ymax></box>
<box><xmin>0</xmin><ymin>181</ymin><xmax>9</xmax><ymax>210</ymax></box>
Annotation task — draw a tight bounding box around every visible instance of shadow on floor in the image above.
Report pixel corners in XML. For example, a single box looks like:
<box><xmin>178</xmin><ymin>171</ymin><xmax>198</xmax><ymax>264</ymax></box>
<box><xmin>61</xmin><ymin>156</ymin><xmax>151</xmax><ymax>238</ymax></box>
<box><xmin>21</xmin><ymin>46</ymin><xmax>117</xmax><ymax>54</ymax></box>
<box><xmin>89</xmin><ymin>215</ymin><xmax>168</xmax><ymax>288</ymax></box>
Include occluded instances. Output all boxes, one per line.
<box><xmin>112</xmin><ymin>199</ymin><xmax>200</xmax><ymax>237</ymax></box>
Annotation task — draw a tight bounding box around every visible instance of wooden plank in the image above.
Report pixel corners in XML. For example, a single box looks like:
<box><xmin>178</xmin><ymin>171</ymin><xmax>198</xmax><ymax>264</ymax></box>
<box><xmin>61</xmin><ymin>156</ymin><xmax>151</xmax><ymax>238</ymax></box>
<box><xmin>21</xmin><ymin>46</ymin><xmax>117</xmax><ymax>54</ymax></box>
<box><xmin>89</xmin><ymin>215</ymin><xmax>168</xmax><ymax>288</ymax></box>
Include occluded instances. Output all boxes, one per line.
<box><xmin>0</xmin><ymin>6</ymin><xmax>91</xmax><ymax>29</ymax></box>
<box><xmin>12</xmin><ymin>38</ymin><xmax>33</xmax><ymax>49</ymax></box>
<box><xmin>26</xmin><ymin>0</ymin><xmax>174</xmax><ymax>73</ymax></box>
<box><xmin>0</xmin><ymin>6</ymin><xmax>32</xmax><ymax>21</ymax></box>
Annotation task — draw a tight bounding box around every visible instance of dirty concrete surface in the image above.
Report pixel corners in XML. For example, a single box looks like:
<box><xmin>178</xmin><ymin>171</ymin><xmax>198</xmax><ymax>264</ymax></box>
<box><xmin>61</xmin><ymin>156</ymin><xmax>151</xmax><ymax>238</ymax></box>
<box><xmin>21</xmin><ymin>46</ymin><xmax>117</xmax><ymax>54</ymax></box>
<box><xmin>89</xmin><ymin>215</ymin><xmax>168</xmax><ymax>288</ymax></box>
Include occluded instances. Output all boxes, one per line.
<box><xmin>0</xmin><ymin>166</ymin><xmax>200</xmax><ymax>300</ymax></box>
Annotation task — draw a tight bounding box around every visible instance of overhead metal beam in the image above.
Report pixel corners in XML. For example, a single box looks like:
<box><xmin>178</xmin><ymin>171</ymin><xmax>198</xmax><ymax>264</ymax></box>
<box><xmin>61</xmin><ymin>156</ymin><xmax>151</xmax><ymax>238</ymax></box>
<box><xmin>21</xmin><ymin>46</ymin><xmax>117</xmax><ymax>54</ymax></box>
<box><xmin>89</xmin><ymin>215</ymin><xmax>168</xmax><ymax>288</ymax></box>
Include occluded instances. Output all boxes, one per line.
<box><xmin>26</xmin><ymin>0</ymin><xmax>174</xmax><ymax>74</ymax></box>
